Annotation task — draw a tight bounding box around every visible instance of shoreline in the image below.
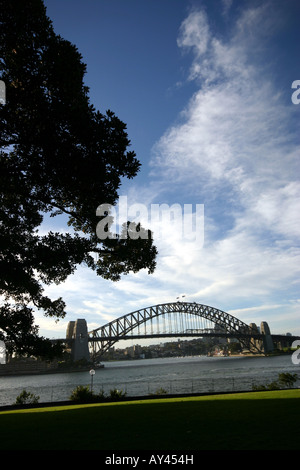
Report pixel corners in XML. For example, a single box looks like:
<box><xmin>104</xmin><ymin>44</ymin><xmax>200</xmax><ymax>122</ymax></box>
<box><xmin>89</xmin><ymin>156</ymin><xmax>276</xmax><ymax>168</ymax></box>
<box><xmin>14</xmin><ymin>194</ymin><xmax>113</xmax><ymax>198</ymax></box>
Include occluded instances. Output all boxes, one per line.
<box><xmin>0</xmin><ymin>366</ymin><xmax>95</xmax><ymax>377</ymax></box>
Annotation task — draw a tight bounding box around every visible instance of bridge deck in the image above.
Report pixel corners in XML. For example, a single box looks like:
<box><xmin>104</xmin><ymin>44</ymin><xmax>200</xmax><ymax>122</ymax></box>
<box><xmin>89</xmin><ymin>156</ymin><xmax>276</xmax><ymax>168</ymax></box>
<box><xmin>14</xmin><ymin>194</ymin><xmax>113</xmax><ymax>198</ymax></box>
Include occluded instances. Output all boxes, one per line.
<box><xmin>88</xmin><ymin>332</ymin><xmax>265</xmax><ymax>342</ymax></box>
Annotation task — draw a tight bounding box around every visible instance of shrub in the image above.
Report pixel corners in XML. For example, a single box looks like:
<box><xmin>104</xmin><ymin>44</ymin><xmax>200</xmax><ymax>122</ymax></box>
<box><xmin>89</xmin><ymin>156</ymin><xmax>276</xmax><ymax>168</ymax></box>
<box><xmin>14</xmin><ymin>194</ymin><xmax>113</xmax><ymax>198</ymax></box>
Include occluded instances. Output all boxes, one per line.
<box><xmin>15</xmin><ymin>390</ymin><xmax>40</xmax><ymax>405</ymax></box>
<box><xmin>278</xmin><ymin>372</ymin><xmax>299</xmax><ymax>388</ymax></box>
<box><xmin>252</xmin><ymin>372</ymin><xmax>299</xmax><ymax>391</ymax></box>
<box><xmin>109</xmin><ymin>388</ymin><xmax>127</xmax><ymax>400</ymax></box>
<box><xmin>150</xmin><ymin>387</ymin><xmax>168</xmax><ymax>396</ymax></box>
<box><xmin>70</xmin><ymin>386</ymin><xmax>127</xmax><ymax>403</ymax></box>
<box><xmin>70</xmin><ymin>385</ymin><xmax>95</xmax><ymax>403</ymax></box>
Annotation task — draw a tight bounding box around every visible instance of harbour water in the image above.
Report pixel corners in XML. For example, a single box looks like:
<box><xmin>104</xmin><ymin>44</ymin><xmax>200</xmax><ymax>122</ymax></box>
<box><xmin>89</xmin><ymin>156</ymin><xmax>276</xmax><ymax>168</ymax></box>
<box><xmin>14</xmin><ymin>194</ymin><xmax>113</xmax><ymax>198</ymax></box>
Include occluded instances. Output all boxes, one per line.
<box><xmin>0</xmin><ymin>354</ymin><xmax>299</xmax><ymax>406</ymax></box>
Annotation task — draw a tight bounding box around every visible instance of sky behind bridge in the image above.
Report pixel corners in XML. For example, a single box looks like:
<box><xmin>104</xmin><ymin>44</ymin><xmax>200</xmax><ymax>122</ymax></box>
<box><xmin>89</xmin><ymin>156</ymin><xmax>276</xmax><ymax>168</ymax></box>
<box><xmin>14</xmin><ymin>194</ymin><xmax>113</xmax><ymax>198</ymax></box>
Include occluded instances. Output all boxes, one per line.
<box><xmin>39</xmin><ymin>0</ymin><xmax>300</xmax><ymax>340</ymax></box>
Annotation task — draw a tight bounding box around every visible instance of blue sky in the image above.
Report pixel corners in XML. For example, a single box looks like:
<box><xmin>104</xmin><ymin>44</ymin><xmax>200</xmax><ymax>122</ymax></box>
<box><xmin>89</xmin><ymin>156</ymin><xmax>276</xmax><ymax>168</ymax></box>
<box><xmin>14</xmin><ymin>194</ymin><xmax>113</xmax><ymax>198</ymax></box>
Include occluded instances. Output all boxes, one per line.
<box><xmin>39</xmin><ymin>0</ymin><xmax>300</xmax><ymax>340</ymax></box>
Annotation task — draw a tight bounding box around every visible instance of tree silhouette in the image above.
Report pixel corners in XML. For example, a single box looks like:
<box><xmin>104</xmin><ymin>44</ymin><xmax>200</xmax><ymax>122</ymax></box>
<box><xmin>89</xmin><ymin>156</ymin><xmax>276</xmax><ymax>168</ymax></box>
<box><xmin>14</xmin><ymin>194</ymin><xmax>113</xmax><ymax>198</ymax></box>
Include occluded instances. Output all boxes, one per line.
<box><xmin>0</xmin><ymin>0</ymin><xmax>157</xmax><ymax>357</ymax></box>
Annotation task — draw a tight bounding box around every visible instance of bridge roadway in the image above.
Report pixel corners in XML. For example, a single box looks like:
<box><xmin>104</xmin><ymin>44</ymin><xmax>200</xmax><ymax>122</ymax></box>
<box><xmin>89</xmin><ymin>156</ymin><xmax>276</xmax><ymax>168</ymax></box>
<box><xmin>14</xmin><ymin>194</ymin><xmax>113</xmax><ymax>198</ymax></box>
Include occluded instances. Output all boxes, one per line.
<box><xmin>55</xmin><ymin>331</ymin><xmax>300</xmax><ymax>344</ymax></box>
<box><xmin>87</xmin><ymin>331</ymin><xmax>266</xmax><ymax>342</ymax></box>
<box><xmin>53</xmin><ymin>332</ymin><xmax>300</xmax><ymax>344</ymax></box>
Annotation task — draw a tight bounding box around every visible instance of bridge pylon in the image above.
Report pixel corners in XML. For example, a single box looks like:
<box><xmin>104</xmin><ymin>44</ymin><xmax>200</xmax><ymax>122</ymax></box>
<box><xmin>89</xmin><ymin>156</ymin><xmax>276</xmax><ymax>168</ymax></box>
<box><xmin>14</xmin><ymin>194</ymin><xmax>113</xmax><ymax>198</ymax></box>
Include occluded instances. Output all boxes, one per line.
<box><xmin>260</xmin><ymin>321</ymin><xmax>274</xmax><ymax>353</ymax></box>
<box><xmin>66</xmin><ymin>319</ymin><xmax>90</xmax><ymax>362</ymax></box>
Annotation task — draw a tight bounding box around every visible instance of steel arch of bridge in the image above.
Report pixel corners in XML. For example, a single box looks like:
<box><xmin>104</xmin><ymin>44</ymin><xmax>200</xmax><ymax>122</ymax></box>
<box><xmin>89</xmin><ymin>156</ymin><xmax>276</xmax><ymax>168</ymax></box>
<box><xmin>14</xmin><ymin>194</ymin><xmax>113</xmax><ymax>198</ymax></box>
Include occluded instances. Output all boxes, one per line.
<box><xmin>88</xmin><ymin>302</ymin><xmax>261</xmax><ymax>358</ymax></box>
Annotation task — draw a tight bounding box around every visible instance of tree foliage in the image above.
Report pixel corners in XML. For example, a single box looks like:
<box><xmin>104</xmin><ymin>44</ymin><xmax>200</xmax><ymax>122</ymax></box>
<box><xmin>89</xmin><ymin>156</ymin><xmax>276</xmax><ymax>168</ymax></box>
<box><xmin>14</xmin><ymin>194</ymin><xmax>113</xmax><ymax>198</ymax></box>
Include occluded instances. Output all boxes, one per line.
<box><xmin>0</xmin><ymin>0</ymin><xmax>157</xmax><ymax>357</ymax></box>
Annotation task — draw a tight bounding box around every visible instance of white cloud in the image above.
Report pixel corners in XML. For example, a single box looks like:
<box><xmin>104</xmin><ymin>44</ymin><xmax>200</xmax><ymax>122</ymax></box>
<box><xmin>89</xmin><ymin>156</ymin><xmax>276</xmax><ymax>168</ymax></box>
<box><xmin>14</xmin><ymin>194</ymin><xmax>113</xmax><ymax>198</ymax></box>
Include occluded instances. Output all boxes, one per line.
<box><xmin>245</xmin><ymin>182</ymin><xmax>300</xmax><ymax>239</ymax></box>
<box><xmin>177</xmin><ymin>10</ymin><xmax>210</xmax><ymax>60</ymax></box>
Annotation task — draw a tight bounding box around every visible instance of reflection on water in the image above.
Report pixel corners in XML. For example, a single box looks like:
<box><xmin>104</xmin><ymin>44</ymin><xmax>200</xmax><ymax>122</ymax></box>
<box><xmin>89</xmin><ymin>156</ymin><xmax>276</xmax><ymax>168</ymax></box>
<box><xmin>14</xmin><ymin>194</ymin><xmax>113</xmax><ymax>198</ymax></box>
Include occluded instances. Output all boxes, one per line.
<box><xmin>0</xmin><ymin>355</ymin><xmax>299</xmax><ymax>406</ymax></box>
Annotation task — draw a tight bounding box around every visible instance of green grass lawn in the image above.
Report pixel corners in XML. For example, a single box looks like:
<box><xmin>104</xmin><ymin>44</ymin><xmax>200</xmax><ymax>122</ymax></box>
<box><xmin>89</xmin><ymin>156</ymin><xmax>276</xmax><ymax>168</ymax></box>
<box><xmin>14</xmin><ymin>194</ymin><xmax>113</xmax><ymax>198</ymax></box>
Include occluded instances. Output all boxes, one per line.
<box><xmin>0</xmin><ymin>390</ymin><xmax>300</xmax><ymax>450</ymax></box>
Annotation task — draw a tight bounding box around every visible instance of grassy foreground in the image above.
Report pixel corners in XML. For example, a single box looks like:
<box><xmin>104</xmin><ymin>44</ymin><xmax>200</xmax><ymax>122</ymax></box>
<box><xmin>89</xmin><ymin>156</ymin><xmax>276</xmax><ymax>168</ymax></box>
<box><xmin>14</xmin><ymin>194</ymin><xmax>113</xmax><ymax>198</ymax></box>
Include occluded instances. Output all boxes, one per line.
<box><xmin>0</xmin><ymin>390</ymin><xmax>300</xmax><ymax>450</ymax></box>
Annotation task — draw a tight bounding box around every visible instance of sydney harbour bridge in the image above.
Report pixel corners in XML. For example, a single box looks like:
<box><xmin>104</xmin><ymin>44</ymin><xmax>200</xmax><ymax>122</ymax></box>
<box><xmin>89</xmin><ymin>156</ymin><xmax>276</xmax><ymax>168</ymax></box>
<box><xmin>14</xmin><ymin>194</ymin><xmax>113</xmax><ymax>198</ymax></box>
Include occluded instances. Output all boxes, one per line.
<box><xmin>63</xmin><ymin>302</ymin><xmax>300</xmax><ymax>362</ymax></box>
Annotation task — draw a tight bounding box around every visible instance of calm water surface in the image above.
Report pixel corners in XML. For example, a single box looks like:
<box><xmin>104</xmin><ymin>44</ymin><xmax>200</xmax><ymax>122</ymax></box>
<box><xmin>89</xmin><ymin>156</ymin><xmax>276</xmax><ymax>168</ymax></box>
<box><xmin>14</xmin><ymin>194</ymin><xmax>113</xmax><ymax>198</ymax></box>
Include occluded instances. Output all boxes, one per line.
<box><xmin>0</xmin><ymin>355</ymin><xmax>299</xmax><ymax>406</ymax></box>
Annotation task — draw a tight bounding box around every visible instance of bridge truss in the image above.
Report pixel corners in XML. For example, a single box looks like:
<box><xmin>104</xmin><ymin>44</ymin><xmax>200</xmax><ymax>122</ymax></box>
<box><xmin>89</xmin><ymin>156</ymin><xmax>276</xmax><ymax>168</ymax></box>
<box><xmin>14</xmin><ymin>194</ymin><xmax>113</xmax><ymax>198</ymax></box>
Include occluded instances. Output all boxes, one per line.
<box><xmin>88</xmin><ymin>302</ymin><xmax>263</xmax><ymax>358</ymax></box>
